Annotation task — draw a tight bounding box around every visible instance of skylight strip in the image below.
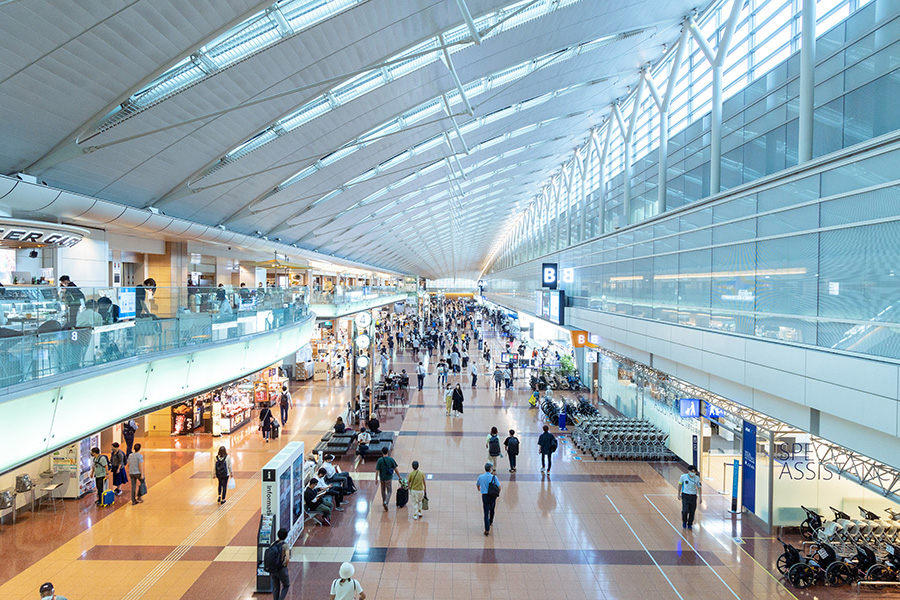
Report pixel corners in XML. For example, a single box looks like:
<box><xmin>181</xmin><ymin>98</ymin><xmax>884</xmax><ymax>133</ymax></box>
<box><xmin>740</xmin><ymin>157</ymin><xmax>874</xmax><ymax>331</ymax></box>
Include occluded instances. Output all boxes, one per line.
<box><xmin>90</xmin><ymin>0</ymin><xmax>367</xmax><ymax>135</ymax></box>
<box><xmin>192</xmin><ymin>0</ymin><xmax>588</xmax><ymax>180</ymax></box>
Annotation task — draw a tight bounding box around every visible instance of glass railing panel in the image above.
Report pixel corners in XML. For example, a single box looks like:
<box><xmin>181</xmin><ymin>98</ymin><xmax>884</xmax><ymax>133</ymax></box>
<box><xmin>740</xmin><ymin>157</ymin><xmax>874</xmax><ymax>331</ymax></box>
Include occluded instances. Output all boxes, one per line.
<box><xmin>0</xmin><ymin>286</ymin><xmax>311</xmax><ymax>388</ymax></box>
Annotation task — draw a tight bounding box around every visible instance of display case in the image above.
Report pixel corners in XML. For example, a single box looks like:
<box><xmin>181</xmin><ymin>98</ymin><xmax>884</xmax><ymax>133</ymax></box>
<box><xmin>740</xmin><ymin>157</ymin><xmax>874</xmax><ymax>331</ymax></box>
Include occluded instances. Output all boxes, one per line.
<box><xmin>51</xmin><ymin>434</ymin><xmax>99</xmax><ymax>498</ymax></box>
<box><xmin>0</xmin><ymin>286</ymin><xmax>66</xmax><ymax>333</ymax></box>
<box><xmin>256</xmin><ymin>514</ymin><xmax>275</xmax><ymax>593</ymax></box>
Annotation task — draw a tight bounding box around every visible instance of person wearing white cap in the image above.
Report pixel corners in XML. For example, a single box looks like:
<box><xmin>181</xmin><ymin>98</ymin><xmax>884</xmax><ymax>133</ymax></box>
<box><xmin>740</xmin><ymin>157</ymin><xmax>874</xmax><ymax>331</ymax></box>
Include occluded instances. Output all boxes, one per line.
<box><xmin>329</xmin><ymin>562</ymin><xmax>366</xmax><ymax>600</ymax></box>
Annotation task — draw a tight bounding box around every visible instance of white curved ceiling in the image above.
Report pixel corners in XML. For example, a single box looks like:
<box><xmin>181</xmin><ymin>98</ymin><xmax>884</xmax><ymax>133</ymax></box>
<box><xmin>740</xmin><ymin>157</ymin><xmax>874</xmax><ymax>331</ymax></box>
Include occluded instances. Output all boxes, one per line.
<box><xmin>0</xmin><ymin>0</ymin><xmax>702</xmax><ymax>278</ymax></box>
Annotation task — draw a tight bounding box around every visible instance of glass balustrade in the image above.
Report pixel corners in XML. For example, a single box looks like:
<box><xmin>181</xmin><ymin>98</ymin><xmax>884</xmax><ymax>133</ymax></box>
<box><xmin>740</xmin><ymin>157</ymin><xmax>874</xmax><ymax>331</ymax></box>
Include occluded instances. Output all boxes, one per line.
<box><xmin>0</xmin><ymin>285</ymin><xmax>310</xmax><ymax>388</ymax></box>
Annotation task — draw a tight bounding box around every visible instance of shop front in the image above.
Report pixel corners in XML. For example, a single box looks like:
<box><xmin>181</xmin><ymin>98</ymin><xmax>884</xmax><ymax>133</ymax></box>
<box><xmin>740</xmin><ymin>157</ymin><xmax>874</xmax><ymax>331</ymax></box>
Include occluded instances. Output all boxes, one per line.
<box><xmin>148</xmin><ymin>364</ymin><xmax>287</xmax><ymax>437</ymax></box>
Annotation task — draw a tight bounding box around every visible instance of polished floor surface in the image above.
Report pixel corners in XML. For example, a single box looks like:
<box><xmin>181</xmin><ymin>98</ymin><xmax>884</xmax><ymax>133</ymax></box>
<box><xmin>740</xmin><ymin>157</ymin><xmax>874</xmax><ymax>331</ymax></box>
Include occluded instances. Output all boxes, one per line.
<box><xmin>0</xmin><ymin>329</ymin><xmax>839</xmax><ymax>599</ymax></box>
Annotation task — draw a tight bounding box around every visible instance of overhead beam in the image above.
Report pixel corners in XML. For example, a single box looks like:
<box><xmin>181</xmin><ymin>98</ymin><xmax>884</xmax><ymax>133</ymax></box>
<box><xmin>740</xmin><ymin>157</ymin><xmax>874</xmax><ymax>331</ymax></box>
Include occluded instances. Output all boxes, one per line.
<box><xmin>454</xmin><ymin>0</ymin><xmax>482</xmax><ymax>45</ymax></box>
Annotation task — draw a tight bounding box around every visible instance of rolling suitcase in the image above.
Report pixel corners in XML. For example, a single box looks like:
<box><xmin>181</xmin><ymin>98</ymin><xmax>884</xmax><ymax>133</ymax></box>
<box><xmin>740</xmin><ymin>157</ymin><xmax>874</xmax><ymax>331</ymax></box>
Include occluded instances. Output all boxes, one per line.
<box><xmin>271</xmin><ymin>422</ymin><xmax>280</xmax><ymax>440</ymax></box>
<box><xmin>100</xmin><ymin>490</ymin><xmax>115</xmax><ymax>507</ymax></box>
<box><xmin>396</xmin><ymin>485</ymin><xmax>409</xmax><ymax>508</ymax></box>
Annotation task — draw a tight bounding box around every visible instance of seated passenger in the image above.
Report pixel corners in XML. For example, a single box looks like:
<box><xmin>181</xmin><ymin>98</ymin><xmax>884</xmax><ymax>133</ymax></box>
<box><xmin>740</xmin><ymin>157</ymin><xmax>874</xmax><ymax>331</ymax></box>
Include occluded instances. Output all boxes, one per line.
<box><xmin>303</xmin><ymin>478</ymin><xmax>332</xmax><ymax>525</ymax></box>
<box><xmin>322</xmin><ymin>454</ymin><xmax>356</xmax><ymax>494</ymax></box>
<box><xmin>333</xmin><ymin>416</ymin><xmax>346</xmax><ymax>434</ymax></box>
<box><xmin>356</xmin><ymin>427</ymin><xmax>371</xmax><ymax>464</ymax></box>
<box><xmin>316</xmin><ymin>468</ymin><xmax>346</xmax><ymax>510</ymax></box>
<box><xmin>367</xmin><ymin>416</ymin><xmax>381</xmax><ymax>434</ymax></box>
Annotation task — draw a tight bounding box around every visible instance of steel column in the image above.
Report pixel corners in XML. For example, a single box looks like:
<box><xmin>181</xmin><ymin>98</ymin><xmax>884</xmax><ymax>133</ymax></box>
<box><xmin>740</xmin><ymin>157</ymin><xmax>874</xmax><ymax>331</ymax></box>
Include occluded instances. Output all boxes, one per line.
<box><xmin>798</xmin><ymin>0</ymin><xmax>816</xmax><ymax>163</ymax></box>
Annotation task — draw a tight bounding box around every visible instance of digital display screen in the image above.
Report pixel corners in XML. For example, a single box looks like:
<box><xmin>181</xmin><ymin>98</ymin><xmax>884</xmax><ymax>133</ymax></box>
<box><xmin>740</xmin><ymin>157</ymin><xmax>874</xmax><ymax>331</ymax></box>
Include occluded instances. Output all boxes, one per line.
<box><xmin>279</xmin><ymin>470</ymin><xmax>291</xmax><ymax>532</ymax></box>
<box><xmin>292</xmin><ymin>457</ymin><xmax>304</xmax><ymax>525</ymax></box>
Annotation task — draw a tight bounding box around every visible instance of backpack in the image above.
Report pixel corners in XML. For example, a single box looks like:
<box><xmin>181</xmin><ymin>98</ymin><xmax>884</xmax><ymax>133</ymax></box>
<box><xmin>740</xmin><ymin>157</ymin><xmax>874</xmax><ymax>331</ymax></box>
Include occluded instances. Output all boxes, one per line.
<box><xmin>279</xmin><ymin>392</ymin><xmax>288</xmax><ymax>408</ymax></box>
<box><xmin>215</xmin><ymin>456</ymin><xmax>228</xmax><ymax>479</ymax></box>
<box><xmin>263</xmin><ymin>541</ymin><xmax>285</xmax><ymax>573</ymax></box>
<box><xmin>506</xmin><ymin>436</ymin><xmax>519</xmax><ymax>456</ymax></box>
<box><xmin>550</xmin><ymin>436</ymin><xmax>558</xmax><ymax>452</ymax></box>
<box><xmin>488</xmin><ymin>435</ymin><xmax>501</xmax><ymax>457</ymax></box>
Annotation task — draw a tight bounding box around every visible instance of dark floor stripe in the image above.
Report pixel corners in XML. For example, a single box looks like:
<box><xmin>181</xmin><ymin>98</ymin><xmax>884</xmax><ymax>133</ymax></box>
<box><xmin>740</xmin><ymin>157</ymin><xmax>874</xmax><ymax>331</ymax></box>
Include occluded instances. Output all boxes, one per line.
<box><xmin>350</xmin><ymin>546</ymin><xmax>721</xmax><ymax>566</ymax></box>
<box><xmin>79</xmin><ymin>545</ymin><xmax>224</xmax><ymax>561</ymax></box>
<box><xmin>428</xmin><ymin>473</ymin><xmax>643</xmax><ymax>483</ymax></box>
<box><xmin>397</xmin><ymin>431</ymin><xmax>541</xmax><ymax>437</ymax></box>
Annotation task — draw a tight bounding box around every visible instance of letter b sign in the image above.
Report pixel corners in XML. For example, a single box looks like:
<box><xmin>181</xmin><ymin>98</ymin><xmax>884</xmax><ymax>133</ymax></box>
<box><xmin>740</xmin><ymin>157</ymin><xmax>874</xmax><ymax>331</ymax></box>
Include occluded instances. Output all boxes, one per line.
<box><xmin>542</xmin><ymin>263</ymin><xmax>558</xmax><ymax>289</ymax></box>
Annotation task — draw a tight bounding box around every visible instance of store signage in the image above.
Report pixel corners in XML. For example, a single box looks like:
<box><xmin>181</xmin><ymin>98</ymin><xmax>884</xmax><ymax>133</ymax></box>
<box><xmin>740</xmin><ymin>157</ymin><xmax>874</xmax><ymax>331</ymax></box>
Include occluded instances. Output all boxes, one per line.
<box><xmin>704</xmin><ymin>401</ymin><xmax>726</xmax><ymax>419</ymax></box>
<box><xmin>0</xmin><ymin>218</ymin><xmax>87</xmax><ymax>247</ymax></box>
<box><xmin>586</xmin><ymin>350</ymin><xmax>598</xmax><ymax>363</ymax></box>
<box><xmin>679</xmin><ymin>398</ymin><xmax>700</xmax><ymax>418</ymax></box>
<box><xmin>742</xmin><ymin>420</ymin><xmax>757</xmax><ymax>513</ymax></box>
<box><xmin>118</xmin><ymin>287</ymin><xmax>136</xmax><ymax>320</ymax></box>
<box><xmin>542</xmin><ymin>263</ymin><xmax>558</xmax><ymax>289</ymax></box>
<box><xmin>570</xmin><ymin>331</ymin><xmax>588</xmax><ymax>347</ymax></box>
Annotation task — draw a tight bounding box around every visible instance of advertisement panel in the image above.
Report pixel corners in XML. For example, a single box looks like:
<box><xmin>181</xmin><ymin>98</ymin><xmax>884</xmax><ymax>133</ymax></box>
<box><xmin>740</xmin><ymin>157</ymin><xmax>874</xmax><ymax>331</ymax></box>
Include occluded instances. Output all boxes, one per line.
<box><xmin>742</xmin><ymin>420</ymin><xmax>757</xmax><ymax>513</ymax></box>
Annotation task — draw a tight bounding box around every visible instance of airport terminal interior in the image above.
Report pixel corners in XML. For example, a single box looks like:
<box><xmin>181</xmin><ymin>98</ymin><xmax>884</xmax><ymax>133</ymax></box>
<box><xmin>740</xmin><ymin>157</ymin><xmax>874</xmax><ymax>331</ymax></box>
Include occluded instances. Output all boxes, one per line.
<box><xmin>2</xmin><ymin>0</ymin><xmax>900</xmax><ymax>598</ymax></box>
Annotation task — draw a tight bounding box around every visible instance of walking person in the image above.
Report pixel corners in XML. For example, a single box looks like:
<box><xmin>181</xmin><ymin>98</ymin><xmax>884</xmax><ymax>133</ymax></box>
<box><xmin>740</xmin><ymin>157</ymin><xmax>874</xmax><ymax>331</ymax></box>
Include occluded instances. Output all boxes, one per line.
<box><xmin>503</xmin><ymin>366</ymin><xmax>511</xmax><ymax>389</ymax></box>
<box><xmin>375</xmin><ymin>447</ymin><xmax>401</xmax><ymax>512</ymax></box>
<box><xmin>266</xmin><ymin>527</ymin><xmax>291</xmax><ymax>599</ymax></box>
<box><xmin>260</xmin><ymin>402</ymin><xmax>275</xmax><ymax>442</ymax></box>
<box><xmin>678</xmin><ymin>465</ymin><xmax>702</xmax><ymax>530</ymax></box>
<box><xmin>109</xmin><ymin>442</ymin><xmax>127</xmax><ymax>495</ymax></box>
<box><xmin>416</xmin><ymin>362</ymin><xmax>426</xmax><ymax>390</ymax></box>
<box><xmin>408</xmin><ymin>460</ymin><xmax>427</xmax><ymax>520</ymax></box>
<box><xmin>443</xmin><ymin>383</ymin><xmax>453</xmax><ymax>416</ymax></box>
<box><xmin>493</xmin><ymin>366</ymin><xmax>503</xmax><ymax>391</ymax></box>
<box><xmin>451</xmin><ymin>383</ymin><xmax>465</xmax><ymax>418</ymax></box>
<box><xmin>39</xmin><ymin>582</ymin><xmax>68</xmax><ymax>600</ymax></box>
<box><xmin>90</xmin><ymin>448</ymin><xmax>109</xmax><ymax>506</ymax></box>
<box><xmin>470</xmin><ymin>361</ymin><xmax>478</xmax><ymax>387</ymax></box>
<box><xmin>486</xmin><ymin>427</ymin><xmax>502</xmax><ymax>467</ymax></box>
<box><xmin>215</xmin><ymin>446</ymin><xmax>233</xmax><ymax>505</ymax></box>
<box><xmin>329</xmin><ymin>563</ymin><xmax>366</xmax><ymax>600</ymax></box>
<box><xmin>128</xmin><ymin>443</ymin><xmax>145</xmax><ymax>505</ymax></box>
<box><xmin>476</xmin><ymin>463</ymin><xmax>500</xmax><ymax>536</ymax></box>
<box><xmin>122</xmin><ymin>419</ymin><xmax>138</xmax><ymax>457</ymax></box>
<box><xmin>538</xmin><ymin>425</ymin><xmax>557</xmax><ymax>474</ymax></box>
<box><xmin>279</xmin><ymin>385</ymin><xmax>292</xmax><ymax>427</ymax></box>
<box><xmin>503</xmin><ymin>429</ymin><xmax>519</xmax><ymax>473</ymax></box>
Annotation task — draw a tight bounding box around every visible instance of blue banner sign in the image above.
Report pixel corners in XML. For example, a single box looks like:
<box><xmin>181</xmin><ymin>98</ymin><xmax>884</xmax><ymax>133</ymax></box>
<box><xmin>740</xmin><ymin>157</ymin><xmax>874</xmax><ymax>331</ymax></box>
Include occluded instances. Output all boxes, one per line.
<box><xmin>679</xmin><ymin>398</ymin><xmax>700</xmax><ymax>418</ymax></box>
<box><xmin>705</xmin><ymin>401</ymin><xmax>726</xmax><ymax>419</ymax></box>
<box><xmin>731</xmin><ymin>458</ymin><xmax>740</xmax><ymax>513</ymax></box>
<box><xmin>742</xmin><ymin>420</ymin><xmax>757</xmax><ymax>513</ymax></box>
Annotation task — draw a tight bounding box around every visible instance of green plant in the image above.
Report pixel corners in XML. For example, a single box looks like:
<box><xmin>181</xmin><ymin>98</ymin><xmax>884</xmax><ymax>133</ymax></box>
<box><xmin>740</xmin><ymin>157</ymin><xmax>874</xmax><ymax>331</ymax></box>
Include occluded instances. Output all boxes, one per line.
<box><xmin>558</xmin><ymin>354</ymin><xmax>576</xmax><ymax>376</ymax></box>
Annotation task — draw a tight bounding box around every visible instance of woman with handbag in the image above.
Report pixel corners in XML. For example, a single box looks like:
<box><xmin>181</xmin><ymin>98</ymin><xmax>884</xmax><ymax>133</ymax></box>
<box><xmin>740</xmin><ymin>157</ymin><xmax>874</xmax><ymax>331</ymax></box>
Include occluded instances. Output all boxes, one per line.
<box><xmin>407</xmin><ymin>460</ymin><xmax>427</xmax><ymax>520</ymax></box>
<box><xmin>259</xmin><ymin>402</ymin><xmax>275</xmax><ymax>442</ymax></box>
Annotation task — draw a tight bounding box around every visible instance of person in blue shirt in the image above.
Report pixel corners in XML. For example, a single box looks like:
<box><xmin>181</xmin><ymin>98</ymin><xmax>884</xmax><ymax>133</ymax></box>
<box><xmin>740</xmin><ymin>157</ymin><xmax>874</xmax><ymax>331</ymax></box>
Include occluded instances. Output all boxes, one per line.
<box><xmin>475</xmin><ymin>463</ymin><xmax>500</xmax><ymax>536</ymax></box>
<box><xmin>677</xmin><ymin>465</ymin><xmax>703</xmax><ymax>530</ymax></box>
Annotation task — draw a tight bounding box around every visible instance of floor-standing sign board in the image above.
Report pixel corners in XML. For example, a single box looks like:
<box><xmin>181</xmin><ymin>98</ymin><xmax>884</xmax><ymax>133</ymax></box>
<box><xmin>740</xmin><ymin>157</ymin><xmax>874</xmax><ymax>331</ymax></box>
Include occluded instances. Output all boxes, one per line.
<box><xmin>741</xmin><ymin>421</ymin><xmax>757</xmax><ymax>513</ymax></box>
<box><xmin>260</xmin><ymin>441</ymin><xmax>306</xmax><ymax>546</ymax></box>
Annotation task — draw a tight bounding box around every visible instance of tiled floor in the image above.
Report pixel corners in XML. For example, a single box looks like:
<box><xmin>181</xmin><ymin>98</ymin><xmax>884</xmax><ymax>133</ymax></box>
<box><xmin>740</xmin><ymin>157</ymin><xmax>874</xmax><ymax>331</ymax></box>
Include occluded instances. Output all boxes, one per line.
<box><xmin>0</xmin><ymin>327</ymin><xmax>846</xmax><ymax>599</ymax></box>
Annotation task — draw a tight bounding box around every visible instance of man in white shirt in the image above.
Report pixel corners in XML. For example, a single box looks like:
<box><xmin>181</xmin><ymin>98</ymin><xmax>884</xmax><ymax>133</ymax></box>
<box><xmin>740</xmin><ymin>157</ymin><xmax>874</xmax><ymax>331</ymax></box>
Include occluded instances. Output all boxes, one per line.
<box><xmin>677</xmin><ymin>465</ymin><xmax>702</xmax><ymax>530</ymax></box>
<box><xmin>415</xmin><ymin>362</ymin><xmax>426</xmax><ymax>390</ymax></box>
<box><xmin>470</xmin><ymin>362</ymin><xmax>478</xmax><ymax>387</ymax></box>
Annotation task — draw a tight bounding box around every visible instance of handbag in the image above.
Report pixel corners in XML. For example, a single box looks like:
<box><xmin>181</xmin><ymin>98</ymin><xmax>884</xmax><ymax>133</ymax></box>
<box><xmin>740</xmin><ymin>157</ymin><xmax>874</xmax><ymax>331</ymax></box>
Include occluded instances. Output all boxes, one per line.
<box><xmin>422</xmin><ymin>494</ymin><xmax>429</xmax><ymax>511</ymax></box>
<box><xmin>227</xmin><ymin>478</ymin><xmax>236</xmax><ymax>490</ymax></box>
<box><xmin>139</xmin><ymin>479</ymin><xmax>148</xmax><ymax>496</ymax></box>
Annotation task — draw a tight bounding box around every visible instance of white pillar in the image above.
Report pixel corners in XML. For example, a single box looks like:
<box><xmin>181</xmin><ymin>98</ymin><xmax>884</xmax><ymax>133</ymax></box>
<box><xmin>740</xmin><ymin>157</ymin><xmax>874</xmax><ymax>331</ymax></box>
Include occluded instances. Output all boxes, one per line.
<box><xmin>798</xmin><ymin>0</ymin><xmax>816</xmax><ymax>163</ymax></box>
